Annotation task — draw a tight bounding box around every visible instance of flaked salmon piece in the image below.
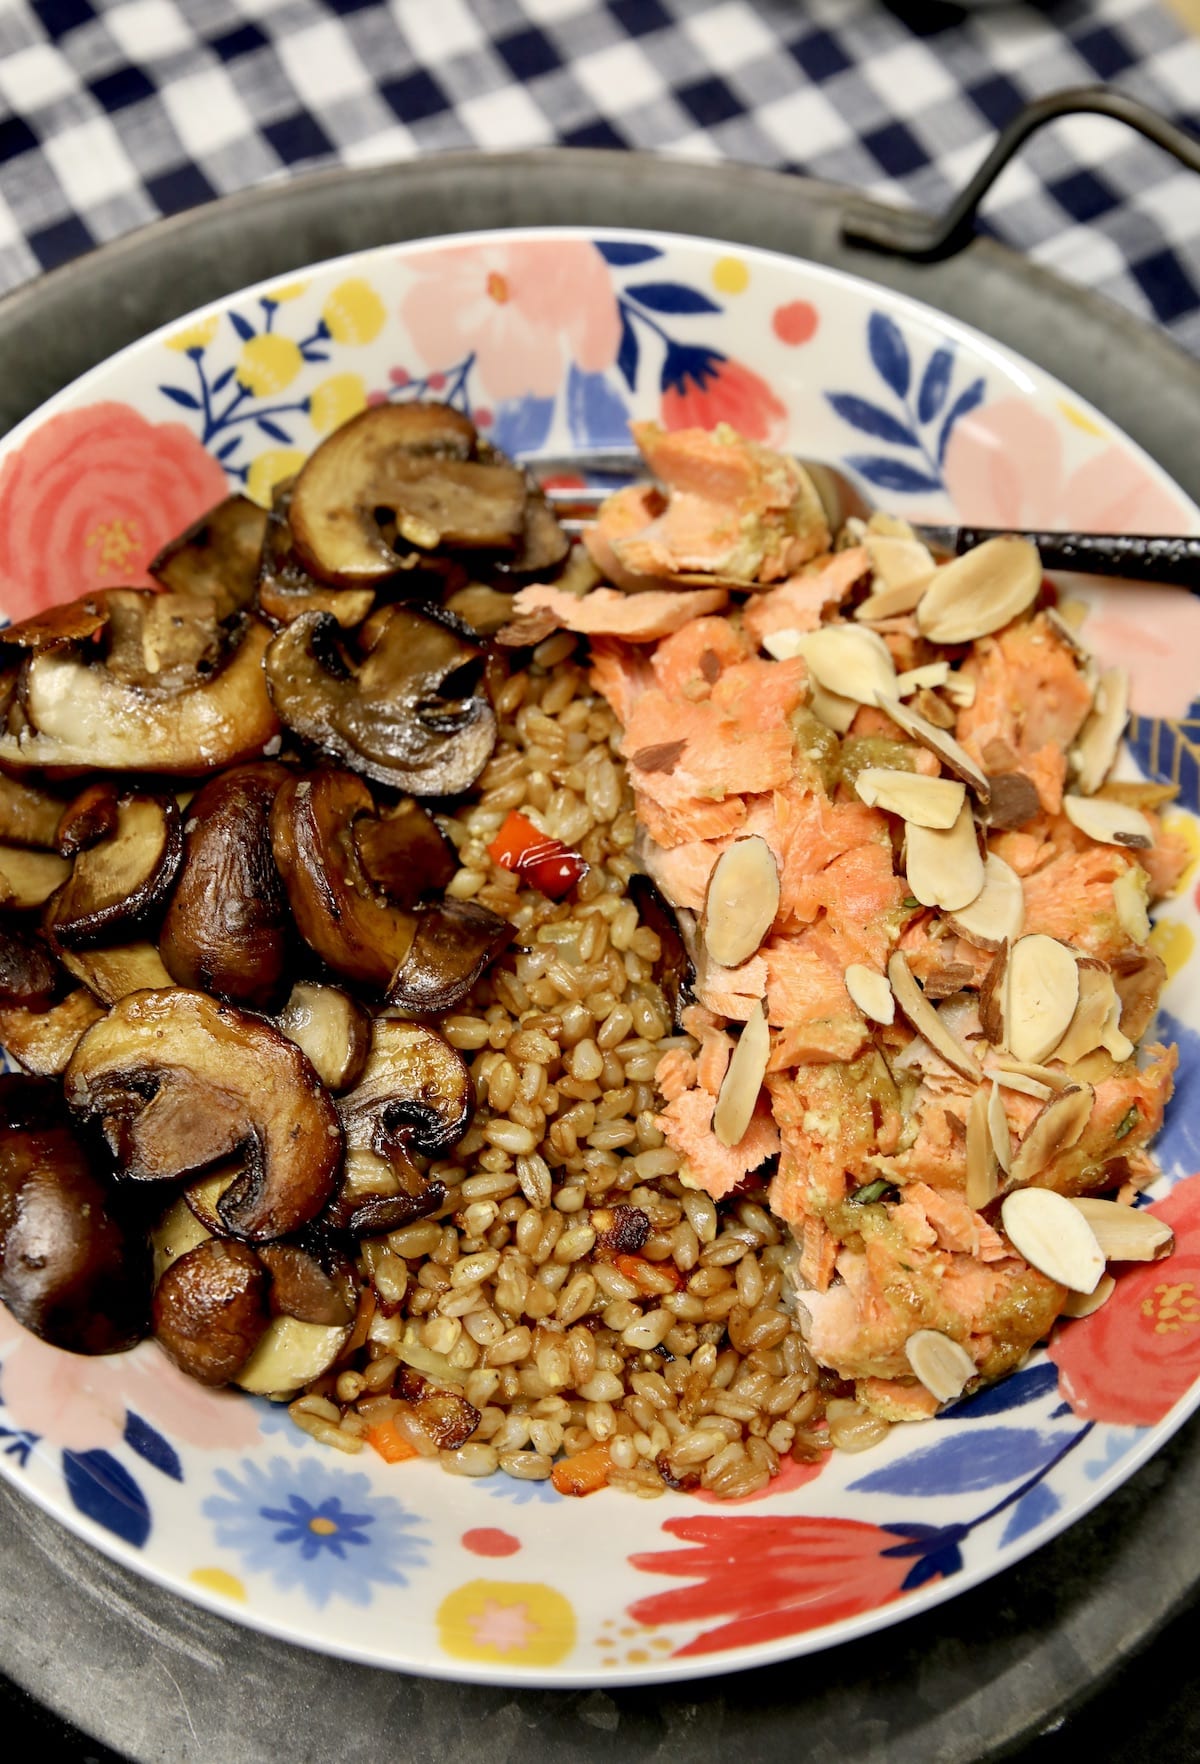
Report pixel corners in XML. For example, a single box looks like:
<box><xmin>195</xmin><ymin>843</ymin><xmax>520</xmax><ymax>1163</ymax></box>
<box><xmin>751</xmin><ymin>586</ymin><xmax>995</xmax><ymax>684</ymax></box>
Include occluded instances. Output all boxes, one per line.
<box><xmin>649</xmin><ymin>615</ymin><xmax>748</xmax><ymax>700</ymax></box>
<box><xmin>764</xmin><ymin>934</ymin><xmax>868</xmax><ymax>1064</ymax></box>
<box><xmin>583</xmin><ymin>484</ymin><xmax>669</xmax><ymax>594</ymax></box>
<box><xmin>655</xmin><ymin>1046</ymin><xmax>698</xmax><ymax>1103</ymax></box>
<box><xmin>798</xmin><ymin>1212</ymin><xmax>839</xmax><ymax>1292</ymax></box>
<box><xmin>639</xmin><ymin>832</ymin><xmax>722</xmax><ymax>915</ymax></box>
<box><xmin>589</xmin><ymin>637</ymin><xmax>655</xmax><ymax>725</ymax></box>
<box><xmin>681</xmin><ymin>1002</ymin><xmax>719</xmax><ymax>1039</ymax></box>
<box><xmin>514</xmin><ymin>581</ymin><xmax>729</xmax><ymax>642</ymax></box>
<box><xmin>857</xmin><ymin>1378</ymin><xmax>941</xmax><ymax>1422</ymax></box>
<box><xmin>1022</xmin><ymin>844</ymin><xmax>1143</xmax><ymax>960</ymax></box>
<box><xmin>1139</xmin><ymin>810</ymin><xmax>1191</xmax><ymax>899</ymax></box>
<box><xmin>766</xmin><ymin>1061</ymin><xmax>882</xmax><ymax>1223</ymax></box>
<box><xmin>696</xmin><ymin>1024</ymin><xmax>734</xmax><ymax>1095</ymax></box>
<box><xmin>624</xmin><ymin>689</ymin><xmax>796</xmax><ymax>827</ymax></box>
<box><xmin>709</xmin><ymin>655</ymin><xmax>809</xmax><ymax>733</ymax></box>
<box><xmin>898</xmin><ymin>914</ymin><xmax>994</xmax><ymax>990</ymax></box>
<box><xmin>697</xmin><ymin>953</ymin><xmax>769</xmax><ymax>1023</ymax></box>
<box><xmin>901</xmin><ymin>1181</ymin><xmax>1008</xmax><ymax>1261</ymax></box>
<box><xmin>875</xmin><ymin>1100</ymin><xmax>968</xmax><ymax>1190</ymax></box>
<box><xmin>635</xmin><ymin>787</ymin><xmax>748</xmax><ymax>849</ymax></box>
<box><xmin>956</xmin><ymin>614</ymin><xmax>1094</xmax><ymax>815</ymax></box>
<box><xmin>989</xmin><ymin>828</ymin><xmax>1055</xmax><ymax>877</ymax></box>
<box><xmin>656</xmin><ymin>1086</ymin><xmax>780</xmax><ymax>1202</ymax></box>
<box><xmin>771</xmin><ymin>786</ymin><xmax>896</xmax><ymax>931</ymax></box>
<box><xmin>786</xmin><ymin>844</ymin><xmax>907</xmax><ymax>969</ymax></box>
<box><xmin>741</xmin><ymin>547</ymin><xmax>869</xmax><ymax>648</ymax></box>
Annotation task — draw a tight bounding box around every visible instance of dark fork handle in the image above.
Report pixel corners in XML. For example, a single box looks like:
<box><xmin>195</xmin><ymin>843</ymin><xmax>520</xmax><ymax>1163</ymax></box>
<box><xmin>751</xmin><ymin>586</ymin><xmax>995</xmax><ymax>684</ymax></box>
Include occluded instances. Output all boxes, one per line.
<box><xmin>950</xmin><ymin>528</ymin><xmax>1200</xmax><ymax>588</ymax></box>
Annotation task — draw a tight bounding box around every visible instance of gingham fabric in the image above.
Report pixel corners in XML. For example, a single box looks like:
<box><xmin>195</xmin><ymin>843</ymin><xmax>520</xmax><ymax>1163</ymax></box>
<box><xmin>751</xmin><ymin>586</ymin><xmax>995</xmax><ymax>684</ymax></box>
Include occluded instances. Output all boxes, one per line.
<box><xmin>0</xmin><ymin>0</ymin><xmax>1199</xmax><ymax>355</ymax></box>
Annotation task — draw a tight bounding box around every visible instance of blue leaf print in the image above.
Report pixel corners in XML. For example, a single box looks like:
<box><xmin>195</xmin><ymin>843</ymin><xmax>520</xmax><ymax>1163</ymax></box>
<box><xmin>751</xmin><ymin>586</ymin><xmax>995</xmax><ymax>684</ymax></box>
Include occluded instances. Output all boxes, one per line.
<box><xmin>625</xmin><ymin>281</ymin><xmax>722</xmax><ymax>316</ymax></box>
<box><xmin>63</xmin><ymin>1449</ymin><xmax>151</xmax><ymax>1548</ymax></box>
<box><xmin>849</xmin><ymin>1426</ymin><xmax>1061</xmax><ymax>1496</ymax></box>
<box><xmin>123</xmin><ymin>1410</ymin><xmax>183</xmax><ymax>1482</ymax></box>
<box><xmin>660</xmin><ymin>341</ymin><xmax>724</xmax><ymax>397</ymax></box>
<box><xmin>917</xmin><ymin>348</ymin><xmax>955</xmax><ymax>424</ymax></box>
<box><xmin>847</xmin><ymin>454</ymin><xmax>943</xmax><ymax>495</ymax></box>
<box><xmin>595</xmin><ymin>242</ymin><xmax>663</xmax><ymax>267</ymax></box>
<box><xmin>566</xmin><ymin>365</ymin><xmax>630</xmax><ymax>448</ymax></box>
<box><xmin>216</xmin><ymin>438</ymin><xmax>241</xmax><ymax>462</ymax></box>
<box><xmin>999</xmin><ymin>1480</ymin><xmax>1059</xmax><ymax>1546</ymax></box>
<box><xmin>1146</xmin><ymin>1010</ymin><xmax>1200</xmax><ymax>1179</ymax></box>
<box><xmin>868</xmin><ymin>312</ymin><xmax>911</xmax><ymax>399</ymax></box>
<box><xmin>937</xmin><ymin>376</ymin><xmax>986</xmax><ymax>464</ymax></box>
<box><xmin>229</xmin><ymin>311</ymin><xmax>255</xmax><ymax>343</ymax></box>
<box><xmin>902</xmin><ymin>1543</ymin><xmax>963</xmax><ymax>1590</ymax></box>
<box><xmin>949</xmin><ymin>1361</ymin><xmax>1060</xmax><ymax>1420</ymax></box>
<box><xmin>616</xmin><ymin>308</ymin><xmax>640</xmax><ymax>392</ymax></box>
<box><xmin>490</xmin><ymin>395</ymin><xmax>555</xmax><ymax>458</ymax></box>
<box><xmin>257</xmin><ymin>417</ymin><xmax>292</xmax><ymax>444</ymax></box>
<box><xmin>211</xmin><ymin>367</ymin><xmax>235</xmax><ymax>395</ymax></box>
<box><xmin>826</xmin><ymin>394</ymin><xmax>917</xmax><ymax>447</ymax></box>
<box><xmin>159</xmin><ymin>385</ymin><xmax>201</xmax><ymax>411</ymax></box>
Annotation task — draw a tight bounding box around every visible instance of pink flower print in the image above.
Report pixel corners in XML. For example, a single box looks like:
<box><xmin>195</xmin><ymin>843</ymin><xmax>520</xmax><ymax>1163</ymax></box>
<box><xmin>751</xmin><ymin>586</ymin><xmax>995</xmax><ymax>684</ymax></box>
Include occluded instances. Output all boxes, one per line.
<box><xmin>400</xmin><ymin>241</ymin><xmax>622</xmax><ymax>404</ymax></box>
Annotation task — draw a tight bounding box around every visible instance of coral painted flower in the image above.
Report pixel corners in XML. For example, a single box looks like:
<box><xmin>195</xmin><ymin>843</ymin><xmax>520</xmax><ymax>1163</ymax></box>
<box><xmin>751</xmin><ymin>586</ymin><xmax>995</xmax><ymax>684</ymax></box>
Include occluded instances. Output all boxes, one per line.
<box><xmin>400</xmin><ymin>240</ymin><xmax>621</xmax><ymax>404</ymax></box>
<box><xmin>203</xmin><ymin>1455</ymin><xmax>427</xmax><ymax>1608</ymax></box>
<box><xmin>437</xmin><ymin>1579</ymin><xmax>576</xmax><ymax>1666</ymax></box>
<box><xmin>660</xmin><ymin>345</ymin><xmax>787</xmax><ymax>444</ymax></box>
<box><xmin>322</xmin><ymin>278</ymin><xmax>386</xmax><ymax>346</ymax></box>
<box><xmin>310</xmin><ymin>373</ymin><xmax>367</xmax><ymax>433</ymax></box>
<box><xmin>1049</xmin><ymin>1173</ymin><xmax>1200</xmax><ymax>1428</ymax></box>
<box><xmin>236</xmin><ymin>334</ymin><xmax>303</xmax><ymax>396</ymax></box>
<box><xmin>0</xmin><ymin>402</ymin><xmax>229</xmax><ymax>622</ymax></box>
<box><xmin>628</xmin><ymin>1512</ymin><xmax>945</xmax><ymax>1656</ymax></box>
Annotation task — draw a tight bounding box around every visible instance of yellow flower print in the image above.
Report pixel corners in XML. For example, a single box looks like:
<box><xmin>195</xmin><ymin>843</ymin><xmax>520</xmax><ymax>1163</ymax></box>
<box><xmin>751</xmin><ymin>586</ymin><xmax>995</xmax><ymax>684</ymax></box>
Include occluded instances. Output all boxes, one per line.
<box><xmin>267</xmin><ymin>281</ymin><xmax>308</xmax><ymax>304</ymax></box>
<box><xmin>437</xmin><ymin>1579</ymin><xmax>576</xmax><ymax>1667</ymax></box>
<box><xmin>166</xmin><ymin>314</ymin><xmax>220</xmax><ymax>352</ymax></box>
<box><xmin>237</xmin><ymin>334</ymin><xmax>304</xmax><ymax>397</ymax></box>
<box><xmin>322</xmin><ymin>278</ymin><xmax>386</xmax><ymax>346</ymax></box>
<box><xmin>310</xmin><ymin>373</ymin><xmax>367</xmax><ymax>433</ymax></box>
<box><xmin>1148</xmin><ymin>917</ymin><xmax>1195</xmax><ymax>981</ymax></box>
<box><xmin>189</xmin><ymin>1567</ymin><xmax>247</xmax><ymax>1602</ymax></box>
<box><xmin>246</xmin><ymin>447</ymin><xmax>306</xmax><ymax>507</ymax></box>
<box><xmin>1161</xmin><ymin>811</ymin><xmax>1200</xmax><ymax>893</ymax></box>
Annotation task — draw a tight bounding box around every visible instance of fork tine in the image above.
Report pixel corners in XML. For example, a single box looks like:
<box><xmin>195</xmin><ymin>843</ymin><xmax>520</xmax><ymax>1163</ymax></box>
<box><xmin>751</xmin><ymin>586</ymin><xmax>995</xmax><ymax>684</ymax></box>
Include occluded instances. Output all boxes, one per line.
<box><xmin>542</xmin><ymin>484</ymin><xmax>609</xmax><ymax>508</ymax></box>
<box><xmin>520</xmin><ymin>447</ymin><xmax>641</xmax><ymax>477</ymax></box>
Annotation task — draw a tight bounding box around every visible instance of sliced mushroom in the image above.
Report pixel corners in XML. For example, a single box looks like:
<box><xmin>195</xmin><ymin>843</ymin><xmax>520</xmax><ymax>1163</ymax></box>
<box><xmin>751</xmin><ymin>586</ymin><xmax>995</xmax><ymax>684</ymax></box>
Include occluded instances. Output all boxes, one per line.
<box><xmin>152</xmin><ymin>1238</ymin><xmax>270</xmax><ymax>1386</ymax></box>
<box><xmin>55</xmin><ymin>780</ymin><xmax>120</xmax><ymax>856</ymax></box>
<box><xmin>354</xmin><ymin>799</ymin><xmax>457</xmax><ymax>909</ymax></box>
<box><xmin>0</xmin><ymin>845</ymin><xmax>71</xmax><ymax>909</ymax></box>
<box><xmin>45</xmin><ymin>793</ymin><xmax>182</xmax><ymax>948</ymax></box>
<box><xmin>0</xmin><ymin>1074</ymin><xmax>148</xmax><ymax>1354</ymax></box>
<box><xmin>102</xmin><ymin>590</ymin><xmax>227</xmax><ymax>694</ymax></box>
<box><xmin>256</xmin><ymin>478</ymin><xmax>376</xmax><ymax>628</ymax></box>
<box><xmin>388</xmin><ymin>897</ymin><xmax>512</xmax><ymax>1016</ymax></box>
<box><xmin>0</xmin><ymin>988</ymin><xmax>106</xmax><ymax>1076</ymax></box>
<box><xmin>0</xmin><ymin>923</ymin><xmax>59</xmax><ymax>1008</ymax></box>
<box><xmin>339</xmin><ymin>1018</ymin><xmax>472</xmax><ymax>1161</ymax></box>
<box><xmin>150</xmin><ymin>1193</ymin><xmax>213</xmax><ymax>1286</ymax></box>
<box><xmin>150</xmin><ymin>494</ymin><xmax>269</xmax><ymax>620</ymax></box>
<box><xmin>264</xmin><ymin>603</ymin><xmax>496</xmax><ymax>797</ymax></box>
<box><xmin>56</xmin><ymin>940</ymin><xmax>175</xmax><ymax>1006</ymax></box>
<box><xmin>329</xmin><ymin>1143</ymin><xmax>446</xmax><ymax>1238</ymax></box>
<box><xmin>0</xmin><ymin>612</ymin><xmax>280</xmax><ymax>774</ymax></box>
<box><xmin>0</xmin><ymin>773</ymin><xmax>66</xmax><ymax>849</ymax></box>
<box><xmin>62</xmin><ymin>988</ymin><xmax>343</xmax><ymax>1242</ymax></box>
<box><xmin>257</xmin><ymin>1237</ymin><xmax>356</xmax><ymax>1327</ymax></box>
<box><xmin>233</xmin><ymin>1316</ymin><xmax>353</xmax><ymax>1396</ymax></box>
<box><xmin>159</xmin><ymin>762</ymin><xmax>292</xmax><ymax>1010</ymax></box>
<box><xmin>275</xmin><ymin>982</ymin><xmax>372</xmax><ymax>1092</ymax></box>
<box><xmin>289</xmin><ymin>403</ymin><xmax>527</xmax><ymax>583</ymax></box>
<box><xmin>627</xmin><ymin>872</ymin><xmax>696</xmax><ymax>1030</ymax></box>
<box><xmin>0</xmin><ymin>594</ymin><xmax>109</xmax><ymax>651</ymax></box>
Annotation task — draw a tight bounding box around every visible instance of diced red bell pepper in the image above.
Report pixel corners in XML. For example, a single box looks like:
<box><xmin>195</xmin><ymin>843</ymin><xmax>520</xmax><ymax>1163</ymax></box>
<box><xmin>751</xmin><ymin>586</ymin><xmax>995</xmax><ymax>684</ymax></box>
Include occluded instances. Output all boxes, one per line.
<box><xmin>487</xmin><ymin>809</ymin><xmax>588</xmax><ymax>900</ymax></box>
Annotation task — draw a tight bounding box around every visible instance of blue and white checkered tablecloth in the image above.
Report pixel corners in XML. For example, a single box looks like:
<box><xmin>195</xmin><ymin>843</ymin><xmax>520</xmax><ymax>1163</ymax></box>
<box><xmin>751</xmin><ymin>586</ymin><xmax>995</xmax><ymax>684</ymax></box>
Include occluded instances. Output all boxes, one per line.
<box><xmin>0</xmin><ymin>0</ymin><xmax>1198</xmax><ymax>354</ymax></box>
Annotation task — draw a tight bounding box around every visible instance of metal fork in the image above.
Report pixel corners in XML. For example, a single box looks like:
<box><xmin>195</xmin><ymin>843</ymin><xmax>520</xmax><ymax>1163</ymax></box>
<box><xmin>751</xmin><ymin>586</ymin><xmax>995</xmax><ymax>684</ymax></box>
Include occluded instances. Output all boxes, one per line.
<box><xmin>522</xmin><ymin>447</ymin><xmax>1200</xmax><ymax>588</ymax></box>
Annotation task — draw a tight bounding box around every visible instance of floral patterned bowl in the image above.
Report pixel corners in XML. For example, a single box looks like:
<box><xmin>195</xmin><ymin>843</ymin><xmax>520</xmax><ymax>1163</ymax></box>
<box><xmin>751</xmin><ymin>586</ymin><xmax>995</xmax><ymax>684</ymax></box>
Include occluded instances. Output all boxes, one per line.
<box><xmin>1</xmin><ymin>228</ymin><xmax>1199</xmax><ymax>1688</ymax></box>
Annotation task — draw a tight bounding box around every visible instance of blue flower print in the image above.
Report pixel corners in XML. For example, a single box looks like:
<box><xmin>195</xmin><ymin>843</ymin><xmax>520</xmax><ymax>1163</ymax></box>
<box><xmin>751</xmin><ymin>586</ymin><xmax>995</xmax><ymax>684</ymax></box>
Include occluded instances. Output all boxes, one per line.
<box><xmin>481</xmin><ymin>1470</ymin><xmax>561</xmax><ymax>1505</ymax></box>
<box><xmin>204</xmin><ymin>1455</ymin><xmax>428</xmax><ymax>1608</ymax></box>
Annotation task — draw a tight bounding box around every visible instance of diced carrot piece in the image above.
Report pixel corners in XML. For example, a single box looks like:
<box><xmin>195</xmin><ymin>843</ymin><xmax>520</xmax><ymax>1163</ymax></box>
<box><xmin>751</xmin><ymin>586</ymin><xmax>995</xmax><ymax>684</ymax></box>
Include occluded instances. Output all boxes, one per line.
<box><xmin>488</xmin><ymin>809</ymin><xmax>588</xmax><ymax>899</ymax></box>
<box><xmin>366</xmin><ymin>1417</ymin><xmax>419</xmax><ymax>1464</ymax></box>
<box><xmin>552</xmin><ymin>1439</ymin><xmax>613</xmax><ymax>1496</ymax></box>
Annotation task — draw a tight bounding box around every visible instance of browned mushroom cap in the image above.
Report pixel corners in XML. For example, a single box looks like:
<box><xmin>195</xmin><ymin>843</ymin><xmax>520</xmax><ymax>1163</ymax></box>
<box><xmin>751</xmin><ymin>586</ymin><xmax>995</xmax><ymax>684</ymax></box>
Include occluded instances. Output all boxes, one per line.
<box><xmin>56</xmin><ymin>941</ymin><xmax>175</xmax><ymax>1007</ymax></box>
<box><xmin>257</xmin><ymin>1237</ymin><xmax>356</xmax><ymax>1326</ymax></box>
<box><xmin>55</xmin><ymin>780</ymin><xmax>120</xmax><ymax>856</ymax></box>
<box><xmin>0</xmin><ymin>1073</ymin><xmax>149</xmax><ymax>1354</ymax></box>
<box><xmin>0</xmin><ymin>988</ymin><xmax>106</xmax><ymax>1076</ymax></box>
<box><xmin>492</xmin><ymin>478</ymin><xmax>570</xmax><ymax>580</ymax></box>
<box><xmin>102</xmin><ymin>590</ymin><xmax>227</xmax><ymax>694</ymax></box>
<box><xmin>62</xmin><ymin>988</ymin><xmax>344</xmax><ymax>1242</ymax></box>
<box><xmin>354</xmin><ymin>799</ymin><xmax>456</xmax><ymax>909</ymax></box>
<box><xmin>274</xmin><ymin>981</ymin><xmax>371</xmax><ymax>1092</ymax></box>
<box><xmin>0</xmin><ymin>605</ymin><xmax>280</xmax><ymax>774</ymax></box>
<box><xmin>149</xmin><ymin>494</ymin><xmax>268</xmax><ymax>620</ymax></box>
<box><xmin>387</xmin><ymin>898</ymin><xmax>512</xmax><ymax>1016</ymax></box>
<box><xmin>0</xmin><ymin>774</ymin><xmax>67</xmax><ymax>849</ymax></box>
<box><xmin>257</xmin><ymin>479</ymin><xmax>376</xmax><ymax>629</ymax></box>
<box><xmin>289</xmin><ymin>403</ymin><xmax>527</xmax><ymax>584</ymax></box>
<box><xmin>340</xmin><ymin>1018</ymin><xmax>472</xmax><ymax>1160</ymax></box>
<box><xmin>0</xmin><ymin>594</ymin><xmax>108</xmax><ymax>651</ymax></box>
<box><xmin>45</xmin><ymin>793</ymin><xmax>182</xmax><ymax>949</ymax></box>
<box><xmin>152</xmin><ymin>1238</ymin><xmax>270</xmax><ymax>1385</ymax></box>
<box><xmin>264</xmin><ymin>602</ymin><xmax>496</xmax><ymax>796</ymax></box>
<box><xmin>0</xmin><ymin>923</ymin><xmax>60</xmax><ymax>1008</ymax></box>
<box><xmin>0</xmin><ymin>845</ymin><xmax>70</xmax><ymax>909</ymax></box>
<box><xmin>159</xmin><ymin>762</ymin><xmax>292</xmax><ymax>1010</ymax></box>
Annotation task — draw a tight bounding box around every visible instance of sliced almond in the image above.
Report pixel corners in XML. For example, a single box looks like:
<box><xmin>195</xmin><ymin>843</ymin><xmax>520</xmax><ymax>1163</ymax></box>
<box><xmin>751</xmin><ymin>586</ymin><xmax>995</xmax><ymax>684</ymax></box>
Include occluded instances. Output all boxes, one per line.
<box><xmin>761</xmin><ymin>628</ymin><xmax>806</xmax><ymax>661</ymax></box>
<box><xmin>1005</xmin><ymin>934</ymin><xmax>1080</xmax><ymax>1064</ymax></box>
<box><xmin>1112</xmin><ymin>866</ymin><xmax>1151</xmax><ymax>944</ymax></box>
<box><xmin>858</xmin><ymin>534</ymin><xmax>937</xmax><ymax>620</ymax></box>
<box><xmin>845</xmin><ymin>962</ymin><xmax>895</xmax><ymax>1024</ymax></box>
<box><xmin>966</xmin><ymin>1085</ymin><xmax>999</xmax><ymax>1208</ymax></box>
<box><xmin>795</xmin><ymin>625</ymin><xmax>897</xmax><ymax>705</ymax></box>
<box><xmin>1050</xmin><ymin>966</ymin><xmax>1122</xmax><ymax>1066</ymax></box>
<box><xmin>1044</xmin><ymin>605</ymin><xmax>1091</xmax><ymax>660</ymax></box>
<box><xmin>703</xmin><ymin>836</ymin><xmax>780</xmax><ymax>969</ymax></box>
<box><xmin>1062</xmin><ymin>793</ymin><xmax>1153</xmax><ymax>850</ymax></box>
<box><xmin>985</xmin><ymin>1065</ymin><xmax>1052</xmax><ymax>1101</ymax></box>
<box><xmin>1071</xmin><ymin>667</ymin><xmax>1129</xmax><ymax>796</ymax></box>
<box><xmin>905</xmin><ymin>800</ymin><xmax>985</xmax><ymax>912</ymax></box>
<box><xmin>1000</xmin><ymin>1187</ymin><xmax>1104</xmax><ymax>1293</ymax></box>
<box><xmin>942</xmin><ymin>672</ymin><xmax>976</xmax><ymax>708</ymax></box>
<box><xmin>1070</xmin><ymin>1197</ymin><xmax>1174</xmax><ymax>1263</ymax></box>
<box><xmin>1060</xmin><ymin>1272</ymin><xmax>1115</xmax><ymax>1318</ymax></box>
<box><xmin>854</xmin><ymin>767</ymin><xmax>965</xmax><ymax>830</ymax></box>
<box><xmin>990</xmin><ymin>1055</ymin><xmax>1071</xmax><ymax>1091</ymax></box>
<box><xmin>1009</xmin><ymin>1084</ymin><xmax>1093</xmax><ymax>1185</ymax></box>
<box><xmin>808</xmin><ymin>676</ymin><xmax>859</xmax><ymax>734</ymax></box>
<box><xmin>944</xmin><ymin>852</ymin><xmax>1025</xmax><ymax>950</ymax></box>
<box><xmin>978</xmin><ymin>942</ymin><xmax>1008</xmax><ymax>1046</ymax></box>
<box><xmin>1099</xmin><ymin>993</ymin><xmax>1134</xmax><ymax>1063</ymax></box>
<box><xmin>875</xmin><ymin>693</ymin><xmax>990</xmax><ymax>799</ymax></box>
<box><xmin>1099</xmin><ymin>780</ymin><xmax>1177</xmax><ymax>812</ymax></box>
<box><xmin>988</xmin><ymin>1079</ymin><xmax>1013</xmax><ymax>1174</ymax></box>
<box><xmin>904</xmin><ymin>1328</ymin><xmax>976</xmax><ymax>1404</ymax></box>
<box><xmin>894</xmin><ymin>662</ymin><xmax>950</xmax><ymax>699</ymax></box>
<box><xmin>713</xmin><ymin>1005</ymin><xmax>770</xmax><ymax>1148</ymax></box>
<box><xmin>916</xmin><ymin>537</ymin><xmax>1042</xmax><ymax>644</ymax></box>
<box><xmin>887</xmin><ymin>951</ymin><xmax>981</xmax><ymax>1080</ymax></box>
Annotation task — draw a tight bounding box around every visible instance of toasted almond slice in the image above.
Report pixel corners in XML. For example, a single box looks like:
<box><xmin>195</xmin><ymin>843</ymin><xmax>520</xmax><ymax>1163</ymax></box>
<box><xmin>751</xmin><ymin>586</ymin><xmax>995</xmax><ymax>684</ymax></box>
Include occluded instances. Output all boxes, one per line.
<box><xmin>966</xmin><ymin>1085</ymin><xmax>998</xmax><ymax>1208</ymax></box>
<box><xmin>988</xmin><ymin>1079</ymin><xmax>1013</xmax><ymax>1174</ymax></box>
<box><xmin>1009</xmin><ymin>1084</ymin><xmax>1093</xmax><ymax>1185</ymax></box>
<box><xmin>713</xmin><ymin>1005</ymin><xmax>770</xmax><ymax>1148</ymax></box>
<box><xmin>796</xmin><ymin>625</ymin><xmax>897</xmax><ymax>706</ymax></box>
<box><xmin>1071</xmin><ymin>667</ymin><xmax>1129</xmax><ymax>796</ymax></box>
<box><xmin>703</xmin><ymin>836</ymin><xmax>780</xmax><ymax>970</ymax></box>
<box><xmin>1099</xmin><ymin>994</ymin><xmax>1134</xmax><ymax>1063</ymax></box>
<box><xmin>944</xmin><ymin>852</ymin><xmax>1025</xmax><ymax>950</ymax></box>
<box><xmin>916</xmin><ymin>537</ymin><xmax>1042</xmax><ymax>644</ymax></box>
<box><xmin>1112</xmin><ymin>866</ymin><xmax>1151</xmax><ymax>944</ymax></box>
<box><xmin>887</xmin><ymin>951</ymin><xmax>981</xmax><ymax>1080</ymax></box>
<box><xmin>1000</xmin><ymin>1187</ymin><xmax>1104</xmax><ymax>1293</ymax></box>
<box><xmin>1099</xmin><ymin>780</ymin><xmax>1178</xmax><ymax>812</ymax></box>
<box><xmin>904</xmin><ymin>1329</ymin><xmax>976</xmax><ymax>1404</ymax></box>
<box><xmin>1062</xmin><ymin>793</ymin><xmax>1153</xmax><ymax>850</ymax></box>
<box><xmin>875</xmin><ymin>692</ymin><xmax>990</xmax><ymax>799</ymax></box>
<box><xmin>762</xmin><ymin>627</ymin><xmax>806</xmax><ymax>661</ymax></box>
<box><xmin>845</xmin><ymin>962</ymin><xmax>895</xmax><ymax>1025</ymax></box>
<box><xmin>905</xmin><ymin>801</ymin><xmax>984</xmax><ymax>912</ymax></box>
<box><xmin>1006</xmin><ymin>934</ymin><xmax>1080</xmax><ymax>1064</ymax></box>
<box><xmin>859</xmin><ymin>534</ymin><xmax>937</xmax><ymax>619</ymax></box>
<box><xmin>990</xmin><ymin>1055</ymin><xmax>1071</xmax><ymax>1091</ymax></box>
<box><xmin>1044</xmin><ymin>605</ymin><xmax>1091</xmax><ymax>659</ymax></box>
<box><xmin>894</xmin><ymin>662</ymin><xmax>950</xmax><ymax>698</ymax></box>
<box><xmin>943</xmin><ymin>675</ymin><xmax>976</xmax><ymax>709</ymax></box>
<box><xmin>854</xmin><ymin>767</ymin><xmax>965</xmax><ymax>830</ymax></box>
<box><xmin>1070</xmin><ymin>1197</ymin><xmax>1174</xmax><ymax>1263</ymax></box>
<box><xmin>1050</xmin><ymin>966</ymin><xmax>1122</xmax><ymax>1066</ymax></box>
<box><xmin>984</xmin><ymin>1065</ymin><xmax>1052</xmax><ymax>1101</ymax></box>
<box><xmin>978</xmin><ymin>942</ymin><xmax>1008</xmax><ymax>1046</ymax></box>
<box><xmin>1061</xmin><ymin>1272</ymin><xmax>1115</xmax><ymax>1318</ymax></box>
<box><xmin>808</xmin><ymin>676</ymin><xmax>859</xmax><ymax>734</ymax></box>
